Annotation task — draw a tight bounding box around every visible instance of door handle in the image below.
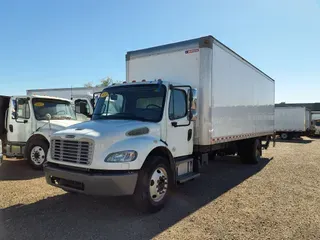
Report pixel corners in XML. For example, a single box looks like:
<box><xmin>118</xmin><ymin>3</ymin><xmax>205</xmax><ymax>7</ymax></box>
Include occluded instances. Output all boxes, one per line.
<box><xmin>9</xmin><ymin>124</ymin><xmax>13</xmax><ymax>132</ymax></box>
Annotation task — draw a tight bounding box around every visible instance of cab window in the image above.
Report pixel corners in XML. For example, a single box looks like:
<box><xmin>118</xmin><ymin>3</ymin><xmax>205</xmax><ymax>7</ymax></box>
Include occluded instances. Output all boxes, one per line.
<box><xmin>16</xmin><ymin>98</ymin><xmax>30</xmax><ymax>119</ymax></box>
<box><xmin>169</xmin><ymin>89</ymin><xmax>187</xmax><ymax>120</ymax></box>
<box><xmin>75</xmin><ymin>99</ymin><xmax>90</xmax><ymax>116</ymax></box>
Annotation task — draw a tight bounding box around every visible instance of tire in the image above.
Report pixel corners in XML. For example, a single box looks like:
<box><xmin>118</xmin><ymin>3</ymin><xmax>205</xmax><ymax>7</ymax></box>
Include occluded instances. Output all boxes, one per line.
<box><xmin>133</xmin><ymin>155</ymin><xmax>172</xmax><ymax>213</ymax></box>
<box><xmin>280</xmin><ymin>133</ymin><xmax>288</xmax><ymax>140</ymax></box>
<box><xmin>239</xmin><ymin>139</ymin><xmax>261</xmax><ymax>164</ymax></box>
<box><xmin>26</xmin><ymin>140</ymin><xmax>48</xmax><ymax>170</ymax></box>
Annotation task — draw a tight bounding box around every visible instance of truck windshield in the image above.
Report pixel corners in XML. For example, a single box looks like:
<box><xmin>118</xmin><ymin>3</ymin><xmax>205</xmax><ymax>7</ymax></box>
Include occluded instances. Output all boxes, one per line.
<box><xmin>92</xmin><ymin>84</ymin><xmax>166</xmax><ymax>122</ymax></box>
<box><xmin>32</xmin><ymin>98</ymin><xmax>76</xmax><ymax>120</ymax></box>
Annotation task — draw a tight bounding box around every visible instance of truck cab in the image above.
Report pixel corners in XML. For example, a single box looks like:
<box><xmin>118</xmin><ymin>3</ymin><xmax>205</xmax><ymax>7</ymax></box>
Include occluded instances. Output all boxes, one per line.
<box><xmin>45</xmin><ymin>80</ymin><xmax>197</xmax><ymax>212</ymax></box>
<box><xmin>311</xmin><ymin>119</ymin><xmax>320</xmax><ymax>136</ymax></box>
<box><xmin>0</xmin><ymin>95</ymin><xmax>81</xmax><ymax>169</ymax></box>
<box><xmin>27</xmin><ymin>87</ymin><xmax>105</xmax><ymax>119</ymax></box>
<box><xmin>73</xmin><ymin>94</ymin><xmax>97</xmax><ymax>118</ymax></box>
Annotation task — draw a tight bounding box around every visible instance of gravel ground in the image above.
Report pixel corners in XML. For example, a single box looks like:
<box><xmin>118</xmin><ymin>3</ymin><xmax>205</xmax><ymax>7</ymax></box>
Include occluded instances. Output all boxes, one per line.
<box><xmin>1</xmin><ymin>137</ymin><xmax>320</xmax><ymax>240</ymax></box>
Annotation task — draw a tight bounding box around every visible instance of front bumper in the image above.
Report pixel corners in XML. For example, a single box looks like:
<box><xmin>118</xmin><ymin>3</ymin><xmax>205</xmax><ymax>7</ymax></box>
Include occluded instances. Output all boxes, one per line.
<box><xmin>44</xmin><ymin>163</ymin><xmax>139</xmax><ymax>196</ymax></box>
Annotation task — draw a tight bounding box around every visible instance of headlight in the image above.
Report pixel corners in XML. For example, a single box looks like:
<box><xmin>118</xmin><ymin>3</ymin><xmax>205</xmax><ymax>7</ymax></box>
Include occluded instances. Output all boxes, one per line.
<box><xmin>104</xmin><ymin>150</ymin><xmax>137</xmax><ymax>162</ymax></box>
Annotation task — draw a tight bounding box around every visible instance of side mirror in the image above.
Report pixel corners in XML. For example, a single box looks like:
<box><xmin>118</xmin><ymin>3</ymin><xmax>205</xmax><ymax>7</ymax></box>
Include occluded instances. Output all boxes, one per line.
<box><xmin>45</xmin><ymin>113</ymin><xmax>52</xmax><ymax>121</ymax></box>
<box><xmin>12</xmin><ymin>111</ymin><xmax>17</xmax><ymax>119</ymax></box>
<box><xmin>190</xmin><ymin>88</ymin><xmax>197</xmax><ymax>121</ymax></box>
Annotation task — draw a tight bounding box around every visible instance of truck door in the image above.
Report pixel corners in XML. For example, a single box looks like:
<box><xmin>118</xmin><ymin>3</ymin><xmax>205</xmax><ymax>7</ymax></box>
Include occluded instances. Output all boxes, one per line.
<box><xmin>74</xmin><ymin>98</ymin><xmax>92</xmax><ymax>117</ymax></box>
<box><xmin>165</xmin><ymin>88</ymin><xmax>194</xmax><ymax>157</ymax></box>
<box><xmin>7</xmin><ymin>97</ymin><xmax>33</xmax><ymax>143</ymax></box>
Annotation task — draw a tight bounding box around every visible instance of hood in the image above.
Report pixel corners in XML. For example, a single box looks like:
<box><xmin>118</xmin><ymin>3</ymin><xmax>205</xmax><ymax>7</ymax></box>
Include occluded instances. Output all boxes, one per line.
<box><xmin>53</xmin><ymin>120</ymin><xmax>161</xmax><ymax>140</ymax></box>
<box><xmin>37</xmin><ymin>120</ymin><xmax>82</xmax><ymax>132</ymax></box>
<box><xmin>50</xmin><ymin>120</ymin><xmax>82</xmax><ymax>128</ymax></box>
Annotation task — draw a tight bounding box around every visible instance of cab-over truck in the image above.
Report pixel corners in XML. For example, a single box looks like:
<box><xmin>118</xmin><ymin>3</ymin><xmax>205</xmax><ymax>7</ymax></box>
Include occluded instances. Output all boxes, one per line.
<box><xmin>44</xmin><ymin>36</ymin><xmax>275</xmax><ymax>213</ymax></box>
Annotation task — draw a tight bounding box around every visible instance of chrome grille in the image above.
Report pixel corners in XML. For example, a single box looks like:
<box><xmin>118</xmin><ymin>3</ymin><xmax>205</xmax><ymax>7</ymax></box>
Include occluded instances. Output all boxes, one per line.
<box><xmin>51</xmin><ymin>139</ymin><xmax>93</xmax><ymax>165</ymax></box>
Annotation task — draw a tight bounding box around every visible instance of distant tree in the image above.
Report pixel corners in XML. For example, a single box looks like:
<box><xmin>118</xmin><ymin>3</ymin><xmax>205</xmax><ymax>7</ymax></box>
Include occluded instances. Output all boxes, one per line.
<box><xmin>97</xmin><ymin>77</ymin><xmax>113</xmax><ymax>87</ymax></box>
<box><xmin>84</xmin><ymin>77</ymin><xmax>113</xmax><ymax>88</ymax></box>
<box><xmin>84</xmin><ymin>81</ymin><xmax>94</xmax><ymax>88</ymax></box>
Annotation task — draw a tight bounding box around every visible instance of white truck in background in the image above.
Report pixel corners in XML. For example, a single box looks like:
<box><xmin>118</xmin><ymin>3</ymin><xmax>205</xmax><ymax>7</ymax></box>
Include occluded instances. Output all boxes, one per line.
<box><xmin>310</xmin><ymin>112</ymin><xmax>320</xmax><ymax>136</ymax></box>
<box><xmin>27</xmin><ymin>87</ymin><xmax>105</xmax><ymax>118</ymax></box>
<box><xmin>0</xmin><ymin>95</ymin><xmax>81</xmax><ymax>169</ymax></box>
<box><xmin>275</xmin><ymin>106</ymin><xmax>312</xmax><ymax>140</ymax></box>
<box><xmin>44</xmin><ymin>35</ymin><xmax>275</xmax><ymax>213</ymax></box>
<box><xmin>311</xmin><ymin>120</ymin><xmax>320</xmax><ymax>136</ymax></box>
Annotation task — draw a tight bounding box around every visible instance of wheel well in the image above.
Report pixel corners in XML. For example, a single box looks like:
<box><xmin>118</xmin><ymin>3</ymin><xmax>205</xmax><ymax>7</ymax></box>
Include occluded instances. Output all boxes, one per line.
<box><xmin>25</xmin><ymin>134</ymin><xmax>49</xmax><ymax>156</ymax></box>
<box><xmin>146</xmin><ymin>147</ymin><xmax>175</xmax><ymax>179</ymax></box>
<box><xmin>147</xmin><ymin>147</ymin><xmax>173</xmax><ymax>164</ymax></box>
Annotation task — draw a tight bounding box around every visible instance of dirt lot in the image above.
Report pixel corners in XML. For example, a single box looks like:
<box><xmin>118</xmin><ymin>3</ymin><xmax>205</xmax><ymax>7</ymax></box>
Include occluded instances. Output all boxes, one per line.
<box><xmin>1</xmin><ymin>138</ymin><xmax>320</xmax><ymax>240</ymax></box>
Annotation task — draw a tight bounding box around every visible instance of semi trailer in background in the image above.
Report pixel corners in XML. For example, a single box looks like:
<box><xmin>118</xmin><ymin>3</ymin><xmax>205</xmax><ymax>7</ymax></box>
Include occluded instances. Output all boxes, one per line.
<box><xmin>275</xmin><ymin>106</ymin><xmax>312</xmax><ymax>140</ymax></box>
<box><xmin>44</xmin><ymin>35</ymin><xmax>275</xmax><ymax>213</ymax></box>
<box><xmin>27</xmin><ymin>87</ymin><xmax>105</xmax><ymax>118</ymax></box>
<box><xmin>0</xmin><ymin>95</ymin><xmax>82</xmax><ymax>169</ymax></box>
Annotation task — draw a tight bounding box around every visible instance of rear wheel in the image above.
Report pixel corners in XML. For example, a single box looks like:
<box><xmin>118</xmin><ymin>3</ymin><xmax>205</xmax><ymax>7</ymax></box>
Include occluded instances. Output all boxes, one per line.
<box><xmin>239</xmin><ymin>139</ymin><xmax>261</xmax><ymax>164</ymax></box>
<box><xmin>26</xmin><ymin>140</ymin><xmax>48</xmax><ymax>170</ymax></box>
<box><xmin>280</xmin><ymin>133</ymin><xmax>288</xmax><ymax>140</ymax></box>
<box><xmin>133</xmin><ymin>155</ymin><xmax>171</xmax><ymax>213</ymax></box>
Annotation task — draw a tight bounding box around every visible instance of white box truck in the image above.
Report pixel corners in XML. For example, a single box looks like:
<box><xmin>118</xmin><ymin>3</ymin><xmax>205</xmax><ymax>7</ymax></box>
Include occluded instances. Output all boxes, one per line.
<box><xmin>0</xmin><ymin>95</ymin><xmax>82</xmax><ymax>169</ymax></box>
<box><xmin>275</xmin><ymin>106</ymin><xmax>312</xmax><ymax>140</ymax></box>
<box><xmin>44</xmin><ymin>36</ymin><xmax>275</xmax><ymax>213</ymax></box>
<box><xmin>27</xmin><ymin>87</ymin><xmax>105</xmax><ymax>118</ymax></box>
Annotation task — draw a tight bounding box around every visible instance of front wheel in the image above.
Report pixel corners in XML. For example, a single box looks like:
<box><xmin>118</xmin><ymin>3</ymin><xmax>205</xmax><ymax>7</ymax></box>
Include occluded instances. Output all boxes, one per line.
<box><xmin>133</xmin><ymin>156</ymin><xmax>172</xmax><ymax>213</ymax></box>
<box><xmin>26</xmin><ymin>140</ymin><xmax>48</xmax><ymax>170</ymax></box>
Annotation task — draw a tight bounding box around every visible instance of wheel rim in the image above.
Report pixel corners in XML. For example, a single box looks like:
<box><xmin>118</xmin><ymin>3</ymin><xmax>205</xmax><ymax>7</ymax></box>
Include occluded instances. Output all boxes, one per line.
<box><xmin>30</xmin><ymin>146</ymin><xmax>46</xmax><ymax>165</ymax></box>
<box><xmin>281</xmin><ymin>133</ymin><xmax>288</xmax><ymax>139</ymax></box>
<box><xmin>149</xmin><ymin>167</ymin><xmax>168</xmax><ymax>203</ymax></box>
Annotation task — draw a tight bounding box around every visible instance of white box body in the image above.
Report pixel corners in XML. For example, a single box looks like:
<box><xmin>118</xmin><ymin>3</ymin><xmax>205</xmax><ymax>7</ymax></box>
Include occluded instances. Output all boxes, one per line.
<box><xmin>126</xmin><ymin>36</ymin><xmax>275</xmax><ymax>146</ymax></box>
<box><xmin>275</xmin><ymin>107</ymin><xmax>311</xmax><ymax>132</ymax></box>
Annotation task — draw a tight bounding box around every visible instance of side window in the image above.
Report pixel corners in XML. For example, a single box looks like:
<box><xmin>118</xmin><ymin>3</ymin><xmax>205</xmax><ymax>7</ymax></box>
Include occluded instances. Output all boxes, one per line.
<box><xmin>16</xmin><ymin>98</ymin><xmax>30</xmax><ymax>119</ymax></box>
<box><xmin>75</xmin><ymin>99</ymin><xmax>90</xmax><ymax>116</ymax></box>
<box><xmin>169</xmin><ymin>89</ymin><xmax>187</xmax><ymax>120</ymax></box>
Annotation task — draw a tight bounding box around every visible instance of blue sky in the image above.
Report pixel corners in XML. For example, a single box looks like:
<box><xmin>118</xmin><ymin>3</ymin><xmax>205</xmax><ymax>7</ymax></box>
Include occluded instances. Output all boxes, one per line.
<box><xmin>0</xmin><ymin>0</ymin><xmax>319</xmax><ymax>103</ymax></box>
